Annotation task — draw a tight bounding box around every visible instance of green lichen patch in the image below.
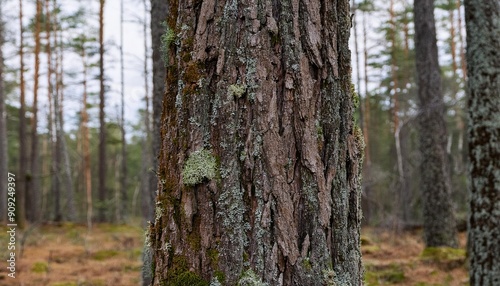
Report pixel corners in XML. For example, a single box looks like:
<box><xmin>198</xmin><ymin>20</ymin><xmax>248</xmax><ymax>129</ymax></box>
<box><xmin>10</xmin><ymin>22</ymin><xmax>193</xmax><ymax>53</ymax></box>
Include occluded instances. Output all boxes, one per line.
<box><xmin>420</xmin><ymin>247</ymin><xmax>465</xmax><ymax>270</ymax></box>
<box><xmin>31</xmin><ymin>262</ymin><xmax>49</xmax><ymax>273</ymax></box>
<box><xmin>364</xmin><ymin>263</ymin><xmax>405</xmax><ymax>285</ymax></box>
<box><xmin>160</xmin><ymin>21</ymin><xmax>176</xmax><ymax>67</ymax></box>
<box><xmin>182</xmin><ymin>149</ymin><xmax>218</xmax><ymax>186</ymax></box>
<box><xmin>228</xmin><ymin>84</ymin><xmax>247</xmax><ymax>98</ymax></box>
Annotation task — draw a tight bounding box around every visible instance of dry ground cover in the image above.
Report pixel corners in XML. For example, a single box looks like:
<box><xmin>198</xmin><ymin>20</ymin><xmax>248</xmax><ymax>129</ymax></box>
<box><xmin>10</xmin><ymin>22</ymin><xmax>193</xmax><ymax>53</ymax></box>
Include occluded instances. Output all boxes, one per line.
<box><xmin>0</xmin><ymin>223</ymin><xmax>144</xmax><ymax>286</ymax></box>
<box><xmin>1</xmin><ymin>224</ymin><xmax>468</xmax><ymax>285</ymax></box>
<box><xmin>362</xmin><ymin>228</ymin><xmax>469</xmax><ymax>286</ymax></box>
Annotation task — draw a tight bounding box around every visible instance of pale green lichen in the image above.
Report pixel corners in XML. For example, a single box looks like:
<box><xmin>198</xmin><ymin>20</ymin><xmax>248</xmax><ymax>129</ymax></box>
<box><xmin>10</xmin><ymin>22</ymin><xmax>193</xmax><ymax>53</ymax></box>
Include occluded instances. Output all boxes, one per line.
<box><xmin>210</xmin><ymin>277</ymin><xmax>223</xmax><ymax>286</ymax></box>
<box><xmin>228</xmin><ymin>84</ymin><xmax>247</xmax><ymax>98</ymax></box>
<box><xmin>238</xmin><ymin>269</ymin><xmax>268</xmax><ymax>286</ymax></box>
<box><xmin>182</xmin><ymin>149</ymin><xmax>218</xmax><ymax>186</ymax></box>
<box><xmin>155</xmin><ymin>206</ymin><xmax>164</xmax><ymax>221</ymax></box>
<box><xmin>160</xmin><ymin>21</ymin><xmax>176</xmax><ymax>67</ymax></box>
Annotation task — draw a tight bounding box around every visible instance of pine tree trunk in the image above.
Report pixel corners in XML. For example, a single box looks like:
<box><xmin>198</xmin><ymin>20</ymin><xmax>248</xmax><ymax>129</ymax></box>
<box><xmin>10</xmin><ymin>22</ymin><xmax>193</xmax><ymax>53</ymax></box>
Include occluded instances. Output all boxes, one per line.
<box><xmin>27</xmin><ymin>0</ymin><xmax>42</xmax><ymax>223</ymax></box>
<box><xmin>98</xmin><ymin>0</ymin><xmax>107</xmax><ymax>222</ymax></box>
<box><xmin>414</xmin><ymin>0</ymin><xmax>457</xmax><ymax>247</ymax></box>
<box><xmin>0</xmin><ymin>1</ymin><xmax>7</xmax><ymax>223</ymax></box>
<box><xmin>119</xmin><ymin>0</ymin><xmax>127</xmax><ymax>223</ymax></box>
<box><xmin>464</xmin><ymin>0</ymin><xmax>500</xmax><ymax>284</ymax></box>
<box><xmin>81</xmin><ymin>49</ymin><xmax>92</xmax><ymax>230</ymax></box>
<box><xmin>17</xmin><ymin>0</ymin><xmax>27</xmax><ymax>229</ymax></box>
<box><xmin>149</xmin><ymin>0</ymin><xmax>363</xmax><ymax>285</ymax></box>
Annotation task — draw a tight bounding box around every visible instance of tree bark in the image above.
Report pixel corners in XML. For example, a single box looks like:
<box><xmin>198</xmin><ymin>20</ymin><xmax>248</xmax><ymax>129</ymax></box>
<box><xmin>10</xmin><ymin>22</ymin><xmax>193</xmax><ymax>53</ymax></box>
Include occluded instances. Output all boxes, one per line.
<box><xmin>414</xmin><ymin>0</ymin><xmax>457</xmax><ymax>247</ymax></box>
<box><xmin>149</xmin><ymin>0</ymin><xmax>363</xmax><ymax>285</ymax></box>
<box><xmin>0</xmin><ymin>0</ymin><xmax>7</xmax><ymax>223</ymax></box>
<box><xmin>98</xmin><ymin>0</ymin><xmax>107</xmax><ymax>222</ymax></box>
<box><xmin>464</xmin><ymin>0</ymin><xmax>500</xmax><ymax>284</ymax></box>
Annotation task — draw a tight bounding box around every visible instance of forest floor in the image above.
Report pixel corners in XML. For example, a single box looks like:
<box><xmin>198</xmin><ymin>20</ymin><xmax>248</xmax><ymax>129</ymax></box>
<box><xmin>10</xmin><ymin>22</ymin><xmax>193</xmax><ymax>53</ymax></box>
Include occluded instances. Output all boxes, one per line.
<box><xmin>362</xmin><ymin>227</ymin><xmax>468</xmax><ymax>286</ymax></box>
<box><xmin>0</xmin><ymin>224</ymin><xmax>468</xmax><ymax>286</ymax></box>
<box><xmin>0</xmin><ymin>222</ymin><xmax>144</xmax><ymax>286</ymax></box>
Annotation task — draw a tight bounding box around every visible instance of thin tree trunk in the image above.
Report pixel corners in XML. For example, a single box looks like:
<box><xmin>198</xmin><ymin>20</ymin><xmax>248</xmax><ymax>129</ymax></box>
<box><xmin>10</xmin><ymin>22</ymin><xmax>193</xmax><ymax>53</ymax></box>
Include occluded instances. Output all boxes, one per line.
<box><xmin>464</xmin><ymin>0</ymin><xmax>500</xmax><ymax>284</ymax></box>
<box><xmin>98</xmin><ymin>0</ymin><xmax>107</xmax><ymax>222</ymax></box>
<box><xmin>390</xmin><ymin>0</ymin><xmax>400</xmax><ymax>135</ymax></box>
<box><xmin>51</xmin><ymin>0</ymin><xmax>64</xmax><ymax>222</ymax></box>
<box><xmin>17</xmin><ymin>0</ymin><xmax>27</xmax><ymax>229</ymax></box>
<box><xmin>54</xmin><ymin>13</ymin><xmax>76</xmax><ymax>221</ymax></box>
<box><xmin>361</xmin><ymin>9</ymin><xmax>372</xmax><ymax>224</ymax></box>
<box><xmin>414</xmin><ymin>0</ymin><xmax>457</xmax><ymax>247</ymax></box>
<box><xmin>44</xmin><ymin>0</ymin><xmax>60</xmax><ymax>222</ymax></box>
<box><xmin>149</xmin><ymin>0</ymin><xmax>168</xmax><ymax>223</ymax></box>
<box><xmin>81</xmin><ymin>50</ymin><xmax>92</xmax><ymax>230</ymax></box>
<box><xmin>118</xmin><ymin>0</ymin><xmax>127</xmax><ymax>223</ymax></box>
<box><xmin>362</xmin><ymin>10</ymin><xmax>371</xmax><ymax>167</ymax></box>
<box><xmin>27</xmin><ymin>0</ymin><xmax>42</xmax><ymax>223</ymax></box>
<box><xmin>0</xmin><ymin>0</ymin><xmax>7</xmax><ymax>223</ymax></box>
<box><xmin>150</xmin><ymin>0</ymin><xmax>364</xmax><ymax>284</ymax></box>
<box><xmin>456</xmin><ymin>0</ymin><xmax>467</xmax><ymax>81</ymax></box>
<box><xmin>448</xmin><ymin>0</ymin><xmax>458</xmax><ymax>77</ymax></box>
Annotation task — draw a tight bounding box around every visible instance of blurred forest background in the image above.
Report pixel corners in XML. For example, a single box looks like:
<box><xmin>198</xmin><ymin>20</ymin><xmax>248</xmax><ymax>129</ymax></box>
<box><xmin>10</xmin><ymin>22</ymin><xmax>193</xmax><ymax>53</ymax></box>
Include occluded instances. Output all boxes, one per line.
<box><xmin>0</xmin><ymin>0</ymin><xmax>468</xmax><ymax>229</ymax></box>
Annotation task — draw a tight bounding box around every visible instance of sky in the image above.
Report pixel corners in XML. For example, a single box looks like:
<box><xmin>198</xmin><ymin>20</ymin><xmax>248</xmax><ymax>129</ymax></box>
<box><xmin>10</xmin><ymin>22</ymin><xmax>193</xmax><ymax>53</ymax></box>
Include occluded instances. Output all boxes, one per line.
<box><xmin>3</xmin><ymin>0</ymin><xmax>150</xmax><ymax>135</ymax></box>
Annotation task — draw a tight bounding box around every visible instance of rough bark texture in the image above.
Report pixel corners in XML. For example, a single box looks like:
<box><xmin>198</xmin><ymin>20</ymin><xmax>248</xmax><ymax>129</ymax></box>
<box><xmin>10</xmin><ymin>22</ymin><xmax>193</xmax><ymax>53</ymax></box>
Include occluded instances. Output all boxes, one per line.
<box><xmin>150</xmin><ymin>0</ymin><xmax>363</xmax><ymax>285</ymax></box>
<box><xmin>414</xmin><ymin>0</ymin><xmax>457</xmax><ymax>248</ymax></box>
<box><xmin>0</xmin><ymin>1</ymin><xmax>6</xmax><ymax>223</ymax></box>
<box><xmin>464</xmin><ymin>0</ymin><xmax>500</xmax><ymax>284</ymax></box>
<box><xmin>149</xmin><ymin>0</ymin><xmax>169</xmax><ymax>222</ymax></box>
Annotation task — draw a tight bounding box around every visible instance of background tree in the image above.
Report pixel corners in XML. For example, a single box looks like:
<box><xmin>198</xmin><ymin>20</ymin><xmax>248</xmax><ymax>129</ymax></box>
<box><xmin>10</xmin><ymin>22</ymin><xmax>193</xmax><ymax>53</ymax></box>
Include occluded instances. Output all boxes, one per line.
<box><xmin>148</xmin><ymin>0</ymin><xmax>168</xmax><ymax>222</ymax></box>
<box><xmin>465</xmin><ymin>0</ymin><xmax>500</xmax><ymax>284</ymax></box>
<box><xmin>17</xmin><ymin>0</ymin><xmax>27</xmax><ymax>229</ymax></box>
<box><xmin>149</xmin><ymin>0</ymin><xmax>363</xmax><ymax>284</ymax></box>
<box><xmin>414</xmin><ymin>0</ymin><xmax>457</xmax><ymax>247</ymax></box>
<box><xmin>98</xmin><ymin>0</ymin><xmax>107</xmax><ymax>222</ymax></box>
<box><xmin>25</xmin><ymin>0</ymin><xmax>42</xmax><ymax>222</ymax></box>
<box><xmin>0</xmin><ymin>0</ymin><xmax>6</xmax><ymax>223</ymax></box>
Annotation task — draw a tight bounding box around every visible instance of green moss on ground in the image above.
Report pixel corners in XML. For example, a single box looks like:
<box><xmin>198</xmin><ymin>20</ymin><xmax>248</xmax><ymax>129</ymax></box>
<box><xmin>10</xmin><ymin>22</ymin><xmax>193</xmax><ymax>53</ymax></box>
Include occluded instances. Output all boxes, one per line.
<box><xmin>365</xmin><ymin>263</ymin><xmax>405</xmax><ymax>285</ymax></box>
<box><xmin>31</xmin><ymin>262</ymin><xmax>49</xmax><ymax>273</ymax></box>
<box><xmin>420</xmin><ymin>247</ymin><xmax>466</xmax><ymax>270</ymax></box>
<box><xmin>92</xmin><ymin>250</ymin><xmax>119</xmax><ymax>261</ymax></box>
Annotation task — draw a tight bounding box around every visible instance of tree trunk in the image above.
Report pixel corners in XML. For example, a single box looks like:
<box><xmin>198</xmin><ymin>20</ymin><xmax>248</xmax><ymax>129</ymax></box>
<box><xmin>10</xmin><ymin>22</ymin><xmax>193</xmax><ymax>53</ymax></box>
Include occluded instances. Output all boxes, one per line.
<box><xmin>0</xmin><ymin>0</ymin><xmax>7</xmax><ymax>223</ymax></box>
<box><xmin>149</xmin><ymin>0</ymin><xmax>169</xmax><ymax>222</ymax></box>
<box><xmin>414</xmin><ymin>0</ymin><xmax>457</xmax><ymax>247</ymax></box>
<box><xmin>149</xmin><ymin>0</ymin><xmax>364</xmax><ymax>285</ymax></box>
<box><xmin>464</xmin><ymin>0</ymin><xmax>500</xmax><ymax>284</ymax></box>
<box><xmin>98</xmin><ymin>0</ymin><xmax>107</xmax><ymax>222</ymax></box>
<box><xmin>27</xmin><ymin>0</ymin><xmax>42</xmax><ymax>223</ymax></box>
<box><xmin>55</xmin><ymin>16</ymin><xmax>76</xmax><ymax>221</ymax></box>
<box><xmin>119</xmin><ymin>0</ymin><xmax>127</xmax><ymax>223</ymax></box>
<box><xmin>81</xmin><ymin>49</ymin><xmax>92</xmax><ymax>230</ymax></box>
<box><xmin>17</xmin><ymin>0</ymin><xmax>27</xmax><ymax>229</ymax></box>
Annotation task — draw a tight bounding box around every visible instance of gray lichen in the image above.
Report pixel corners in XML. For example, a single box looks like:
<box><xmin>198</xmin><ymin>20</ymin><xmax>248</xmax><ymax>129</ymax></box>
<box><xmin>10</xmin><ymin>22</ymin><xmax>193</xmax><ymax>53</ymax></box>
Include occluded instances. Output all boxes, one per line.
<box><xmin>182</xmin><ymin>149</ymin><xmax>218</xmax><ymax>186</ymax></box>
<box><xmin>238</xmin><ymin>269</ymin><xmax>268</xmax><ymax>286</ymax></box>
